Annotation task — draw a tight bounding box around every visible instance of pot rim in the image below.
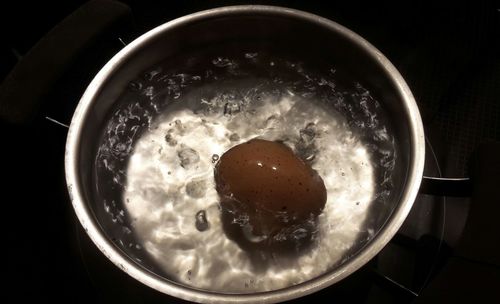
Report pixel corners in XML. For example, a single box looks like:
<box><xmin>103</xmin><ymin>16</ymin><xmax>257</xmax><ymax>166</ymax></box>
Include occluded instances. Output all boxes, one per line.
<box><xmin>65</xmin><ymin>5</ymin><xmax>425</xmax><ymax>303</ymax></box>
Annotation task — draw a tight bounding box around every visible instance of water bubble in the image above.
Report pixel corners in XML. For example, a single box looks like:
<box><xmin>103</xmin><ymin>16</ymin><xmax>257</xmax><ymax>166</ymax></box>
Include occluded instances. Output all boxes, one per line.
<box><xmin>291</xmin><ymin>228</ymin><xmax>308</xmax><ymax>241</ymax></box>
<box><xmin>265</xmin><ymin>115</ymin><xmax>279</xmax><ymax>129</ymax></box>
<box><xmin>175</xmin><ymin>73</ymin><xmax>189</xmax><ymax>85</ymax></box>
<box><xmin>244</xmin><ymin>52</ymin><xmax>258</xmax><ymax>59</ymax></box>
<box><xmin>128</xmin><ymin>81</ymin><xmax>142</xmax><ymax>91</ymax></box>
<box><xmin>318</xmin><ymin>78</ymin><xmax>335</xmax><ymax>89</ymax></box>
<box><xmin>295</xmin><ymin>123</ymin><xmax>318</xmax><ymax>163</ymax></box>
<box><xmin>143</xmin><ymin>70</ymin><xmax>161</xmax><ymax>80</ymax></box>
<box><xmin>115</xmin><ymin>143</ymin><xmax>128</xmax><ymax>153</ymax></box>
<box><xmin>299</xmin><ymin>123</ymin><xmax>316</xmax><ymax>145</ymax></box>
<box><xmin>223</xmin><ymin>101</ymin><xmax>240</xmax><ymax>116</ymax></box>
<box><xmin>212</xmin><ymin>57</ymin><xmax>233</xmax><ymax>67</ymax></box>
<box><xmin>305</xmin><ymin>154</ymin><xmax>315</xmax><ymax>162</ymax></box>
<box><xmin>195</xmin><ymin>210</ymin><xmax>210</xmax><ymax>231</ymax></box>
<box><xmin>174</xmin><ymin>119</ymin><xmax>186</xmax><ymax>134</ymax></box>
<box><xmin>229</xmin><ymin>133</ymin><xmax>240</xmax><ymax>142</ymax></box>
<box><xmin>178</xmin><ymin>148</ymin><xmax>200</xmax><ymax>169</ymax></box>
<box><xmin>143</xmin><ymin>86</ymin><xmax>154</xmax><ymax>98</ymax></box>
<box><xmin>212</xmin><ymin>154</ymin><xmax>219</xmax><ymax>163</ymax></box>
<box><xmin>186</xmin><ymin>179</ymin><xmax>207</xmax><ymax>198</ymax></box>
<box><xmin>165</xmin><ymin>131</ymin><xmax>177</xmax><ymax>146</ymax></box>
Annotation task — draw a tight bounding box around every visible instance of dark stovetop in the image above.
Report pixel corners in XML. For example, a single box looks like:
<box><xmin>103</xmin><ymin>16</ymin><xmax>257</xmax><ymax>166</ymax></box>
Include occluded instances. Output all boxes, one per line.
<box><xmin>1</xmin><ymin>1</ymin><xmax>499</xmax><ymax>303</ymax></box>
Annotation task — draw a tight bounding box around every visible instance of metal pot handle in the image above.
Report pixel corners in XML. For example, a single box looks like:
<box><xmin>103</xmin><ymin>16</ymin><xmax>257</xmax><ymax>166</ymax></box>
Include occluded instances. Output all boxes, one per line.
<box><xmin>419</xmin><ymin>176</ymin><xmax>472</xmax><ymax>197</ymax></box>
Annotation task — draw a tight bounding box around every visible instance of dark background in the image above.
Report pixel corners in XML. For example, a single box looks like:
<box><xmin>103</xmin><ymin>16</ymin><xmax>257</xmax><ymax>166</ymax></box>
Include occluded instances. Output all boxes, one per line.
<box><xmin>1</xmin><ymin>1</ymin><xmax>499</xmax><ymax>303</ymax></box>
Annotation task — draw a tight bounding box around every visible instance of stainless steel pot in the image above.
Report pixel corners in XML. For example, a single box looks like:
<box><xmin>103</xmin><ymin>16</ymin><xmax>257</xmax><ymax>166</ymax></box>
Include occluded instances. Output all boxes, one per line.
<box><xmin>65</xmin><ymin>5</ymin><xmax>425</xmax><ymax>303</ymax></box>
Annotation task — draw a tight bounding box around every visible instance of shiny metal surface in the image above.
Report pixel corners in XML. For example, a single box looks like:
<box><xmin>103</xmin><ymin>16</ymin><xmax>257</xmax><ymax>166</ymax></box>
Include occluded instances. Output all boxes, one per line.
<box><xmin>420</xmin><ymin>176</ymin><xmax>472</xmax><ymax>197</ymax></box>
<box><xmin>65</xmin><ymin>5</ymin><xmax>425</xmax><ymax>303</ymax></box>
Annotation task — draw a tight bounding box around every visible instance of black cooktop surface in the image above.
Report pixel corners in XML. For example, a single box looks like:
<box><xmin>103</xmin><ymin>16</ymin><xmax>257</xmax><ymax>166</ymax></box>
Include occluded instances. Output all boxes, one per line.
<box><xmin>2</xmin><ymin>1</ymin><xmax>499</xmax><ymax>303</ymax></box>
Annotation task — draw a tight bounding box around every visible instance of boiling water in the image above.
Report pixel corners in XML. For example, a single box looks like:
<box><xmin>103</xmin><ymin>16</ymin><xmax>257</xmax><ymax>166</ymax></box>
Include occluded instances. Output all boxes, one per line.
<box><xmin>95</xmin><ymin>52</ymin><xmax>397</xmax><ymax>293</ymax></box>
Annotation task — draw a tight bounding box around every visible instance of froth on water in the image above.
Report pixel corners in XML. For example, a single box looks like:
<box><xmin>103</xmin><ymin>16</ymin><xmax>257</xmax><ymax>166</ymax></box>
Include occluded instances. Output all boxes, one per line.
<box><xmin>94</xmin><ymin>51</ymin><xmax>397</xmax><ymax>292</ymax></box>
